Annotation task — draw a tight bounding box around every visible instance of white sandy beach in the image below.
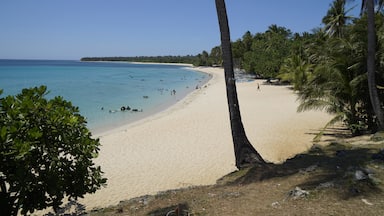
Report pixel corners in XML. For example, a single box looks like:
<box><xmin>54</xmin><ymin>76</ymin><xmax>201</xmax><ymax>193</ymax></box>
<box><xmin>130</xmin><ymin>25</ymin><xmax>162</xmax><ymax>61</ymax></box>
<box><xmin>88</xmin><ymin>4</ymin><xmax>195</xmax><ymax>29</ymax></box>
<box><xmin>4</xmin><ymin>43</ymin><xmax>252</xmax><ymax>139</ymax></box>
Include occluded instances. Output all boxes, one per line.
<box><xmin>80</xmin><ymin>67</ymin><xmax>333</xmax><ymax>210</ymax></box>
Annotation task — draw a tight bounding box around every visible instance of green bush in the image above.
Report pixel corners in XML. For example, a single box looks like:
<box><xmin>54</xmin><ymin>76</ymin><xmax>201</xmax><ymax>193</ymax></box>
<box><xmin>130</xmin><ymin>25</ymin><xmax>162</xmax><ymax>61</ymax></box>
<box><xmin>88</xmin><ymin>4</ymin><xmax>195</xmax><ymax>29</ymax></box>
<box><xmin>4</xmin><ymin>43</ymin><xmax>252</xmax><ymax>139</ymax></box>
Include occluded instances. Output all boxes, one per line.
<box><xmin>0</xmin><ymin>86</ymin><xmax>106</xmax><ymax>215</ymax></box>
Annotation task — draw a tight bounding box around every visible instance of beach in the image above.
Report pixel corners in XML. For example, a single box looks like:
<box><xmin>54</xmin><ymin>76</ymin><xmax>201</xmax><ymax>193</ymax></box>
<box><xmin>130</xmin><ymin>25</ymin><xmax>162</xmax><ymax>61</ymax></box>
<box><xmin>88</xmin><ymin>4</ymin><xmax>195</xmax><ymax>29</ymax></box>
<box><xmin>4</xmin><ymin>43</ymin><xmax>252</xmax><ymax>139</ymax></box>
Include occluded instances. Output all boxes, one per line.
<box><xmin>81</xmin><ymin>67</ymin><xmax>333</xmax><ymax>210</ymax></box>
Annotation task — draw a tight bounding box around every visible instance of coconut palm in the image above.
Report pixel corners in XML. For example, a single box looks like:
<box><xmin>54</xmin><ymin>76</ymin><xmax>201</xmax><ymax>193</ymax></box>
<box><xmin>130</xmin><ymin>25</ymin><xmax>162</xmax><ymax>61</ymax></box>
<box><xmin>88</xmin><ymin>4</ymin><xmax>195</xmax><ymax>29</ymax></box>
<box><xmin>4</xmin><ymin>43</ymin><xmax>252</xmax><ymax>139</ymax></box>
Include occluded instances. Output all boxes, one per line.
<box><xmin>298</xmin><ymin>33</ymin><xmax>371</xmax><ymax>136</ymax></box>
<box><xmin>278</xmin><ymin>55</ymin><xmax>314</xmax><ymax>91</ymax></box>
<box><xmin>215</xmin><ymin>0</ymin><xmax>265</xmax><ymax>168</ymax></box>
<box><xmin>322</xmin><ymin>0</ymin><xmax>355</xmax><ymax>38</ymax></box>
<box><xmin>361</xmin><ymin>0</ymin><xmax>384</xmax><ymax>130</ymax></box>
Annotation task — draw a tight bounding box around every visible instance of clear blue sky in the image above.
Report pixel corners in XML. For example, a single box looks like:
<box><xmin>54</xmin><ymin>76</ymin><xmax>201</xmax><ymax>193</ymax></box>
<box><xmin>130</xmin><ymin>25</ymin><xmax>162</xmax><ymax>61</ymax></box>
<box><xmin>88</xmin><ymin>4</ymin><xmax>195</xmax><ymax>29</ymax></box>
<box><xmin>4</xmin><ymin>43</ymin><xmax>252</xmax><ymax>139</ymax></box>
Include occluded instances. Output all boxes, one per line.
<box><xmin>0</xmin><ymin>0</ymin><xmax>361</xmax><ymax>60</ymax></box>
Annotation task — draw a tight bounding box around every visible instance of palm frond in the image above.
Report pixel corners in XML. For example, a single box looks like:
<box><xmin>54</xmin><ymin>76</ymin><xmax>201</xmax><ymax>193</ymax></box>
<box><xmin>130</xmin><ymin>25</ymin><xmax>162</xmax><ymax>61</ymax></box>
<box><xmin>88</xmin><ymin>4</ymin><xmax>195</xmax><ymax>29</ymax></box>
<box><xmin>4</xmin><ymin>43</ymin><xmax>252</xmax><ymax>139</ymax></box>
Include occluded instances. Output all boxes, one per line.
<box><xmin>350</xmin><ymin>73</ymin><xmax>367</xmax><ymax>96</ymax></box>
<box><xmin>297</xmin><ymin>98</ymin><xmax>333</xmax><ymax>113</ymax></box>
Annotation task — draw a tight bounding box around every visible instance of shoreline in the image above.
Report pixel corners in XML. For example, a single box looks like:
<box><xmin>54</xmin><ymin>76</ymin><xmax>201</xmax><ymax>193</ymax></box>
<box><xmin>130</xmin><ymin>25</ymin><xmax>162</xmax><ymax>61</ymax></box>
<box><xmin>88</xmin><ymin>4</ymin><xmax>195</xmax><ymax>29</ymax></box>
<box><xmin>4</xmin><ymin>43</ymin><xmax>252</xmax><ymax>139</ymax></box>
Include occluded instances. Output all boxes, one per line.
<box><xmin>79</xmin><ymin>67</ymin><xmax>333</xmax><ymax>211</ymax></box>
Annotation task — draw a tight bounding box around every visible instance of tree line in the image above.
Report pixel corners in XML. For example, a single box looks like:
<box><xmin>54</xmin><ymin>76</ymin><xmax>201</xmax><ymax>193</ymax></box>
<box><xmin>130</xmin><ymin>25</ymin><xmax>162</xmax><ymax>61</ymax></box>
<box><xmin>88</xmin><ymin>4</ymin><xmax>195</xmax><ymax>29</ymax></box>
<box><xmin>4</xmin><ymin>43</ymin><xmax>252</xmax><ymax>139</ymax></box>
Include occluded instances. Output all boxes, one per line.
<box><xmin>279</xmin><ymin>0</ymin><xmax>384</xmax><ymax>136</ymax></box>
<box><xmin>81</xmin><ymin>55</ymin><xmax>198</xmax><ymax>65</ymax></box>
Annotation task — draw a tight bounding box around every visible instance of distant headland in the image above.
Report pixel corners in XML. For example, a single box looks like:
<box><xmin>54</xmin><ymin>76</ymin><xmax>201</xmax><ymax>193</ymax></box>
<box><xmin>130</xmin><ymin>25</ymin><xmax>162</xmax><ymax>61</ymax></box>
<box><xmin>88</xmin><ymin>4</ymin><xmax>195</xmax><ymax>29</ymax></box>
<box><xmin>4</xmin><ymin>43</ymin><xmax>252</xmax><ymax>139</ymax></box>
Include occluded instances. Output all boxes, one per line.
<box><xmin>80</xmin><ymin>56</ymin><xmax>201</xmax><ymax>66</ymax></box>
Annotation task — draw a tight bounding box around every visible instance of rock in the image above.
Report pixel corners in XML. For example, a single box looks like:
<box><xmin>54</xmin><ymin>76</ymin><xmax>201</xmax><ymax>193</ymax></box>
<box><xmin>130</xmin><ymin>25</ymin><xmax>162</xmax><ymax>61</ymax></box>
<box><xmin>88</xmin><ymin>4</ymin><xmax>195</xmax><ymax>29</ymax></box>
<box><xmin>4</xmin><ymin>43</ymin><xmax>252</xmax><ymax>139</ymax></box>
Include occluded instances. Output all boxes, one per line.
<box><xmin>371</xmin><ymin>131</ymin><xmax>384</xmax><ymax>142</ymax></box>
<box><xmin>208</xmin><ymin>193</ymin><xmax>216</xmax><ymax>197</ymax></box>
<box><xmin>288</xmin><ymin>187</ymin><xmax>309</xmax><ymax>199</ymax></box>
<box><xmin>271</xmin><ymin>201</ymin><xmax>280</xmax><ymax>208</ymax></box>
<box><xmin>355</xmin><ymin>170</ymin><xmax>368</xmax><ymax>181</ymax></box>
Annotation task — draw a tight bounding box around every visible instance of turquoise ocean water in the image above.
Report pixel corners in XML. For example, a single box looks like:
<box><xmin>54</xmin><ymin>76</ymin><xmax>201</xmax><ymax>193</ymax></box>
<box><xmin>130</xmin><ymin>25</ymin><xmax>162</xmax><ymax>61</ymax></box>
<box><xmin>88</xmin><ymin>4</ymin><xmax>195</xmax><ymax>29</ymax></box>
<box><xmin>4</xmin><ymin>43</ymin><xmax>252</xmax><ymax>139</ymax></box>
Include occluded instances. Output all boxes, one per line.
<box><xmin>0</xmin><ymin>60</ymin><xmax>208</xmax><ymax>133</ymax></box>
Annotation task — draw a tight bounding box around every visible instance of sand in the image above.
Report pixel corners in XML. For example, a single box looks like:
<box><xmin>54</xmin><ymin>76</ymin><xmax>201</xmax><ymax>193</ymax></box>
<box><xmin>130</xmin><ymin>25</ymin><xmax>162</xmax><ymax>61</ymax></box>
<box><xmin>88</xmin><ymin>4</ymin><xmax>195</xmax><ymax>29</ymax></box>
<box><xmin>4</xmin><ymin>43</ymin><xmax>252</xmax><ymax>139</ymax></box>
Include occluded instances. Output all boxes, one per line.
<box><xmin>80</xmin><ymin>67</ymin><xmax>333</xmax><ymax>210</ymax></box>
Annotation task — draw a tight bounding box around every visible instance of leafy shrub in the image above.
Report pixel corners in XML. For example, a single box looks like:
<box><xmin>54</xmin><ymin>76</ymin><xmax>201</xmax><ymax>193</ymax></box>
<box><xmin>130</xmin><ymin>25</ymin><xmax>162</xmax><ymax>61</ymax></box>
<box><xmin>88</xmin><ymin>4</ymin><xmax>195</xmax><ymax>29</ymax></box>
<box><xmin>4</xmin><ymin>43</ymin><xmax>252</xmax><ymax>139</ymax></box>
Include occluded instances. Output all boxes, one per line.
<box><xmin>0</xmin><ymin>86</ymin><xmax>106</xmax><ymax>215</ymax></box>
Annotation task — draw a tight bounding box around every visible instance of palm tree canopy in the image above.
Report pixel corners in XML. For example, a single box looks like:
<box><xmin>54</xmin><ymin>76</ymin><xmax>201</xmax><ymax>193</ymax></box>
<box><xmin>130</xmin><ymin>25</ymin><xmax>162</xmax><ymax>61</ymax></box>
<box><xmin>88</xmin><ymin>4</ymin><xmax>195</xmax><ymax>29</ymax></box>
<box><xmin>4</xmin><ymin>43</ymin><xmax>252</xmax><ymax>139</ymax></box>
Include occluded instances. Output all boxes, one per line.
<box><xmin>322</xmin><ymin>0</ymin><xmax>355</xmax><ymax>37</ymax></box>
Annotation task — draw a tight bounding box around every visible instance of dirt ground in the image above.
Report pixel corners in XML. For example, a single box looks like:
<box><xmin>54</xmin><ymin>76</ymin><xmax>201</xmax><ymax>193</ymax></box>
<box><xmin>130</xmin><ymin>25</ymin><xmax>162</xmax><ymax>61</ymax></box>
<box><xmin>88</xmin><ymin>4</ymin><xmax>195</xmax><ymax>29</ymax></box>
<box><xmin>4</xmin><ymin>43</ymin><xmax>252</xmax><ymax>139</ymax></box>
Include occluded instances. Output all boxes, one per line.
<box><xmin>84</xmin><ymin>131</ymin><xmax>384</xmax><ymax>216</ymax></box>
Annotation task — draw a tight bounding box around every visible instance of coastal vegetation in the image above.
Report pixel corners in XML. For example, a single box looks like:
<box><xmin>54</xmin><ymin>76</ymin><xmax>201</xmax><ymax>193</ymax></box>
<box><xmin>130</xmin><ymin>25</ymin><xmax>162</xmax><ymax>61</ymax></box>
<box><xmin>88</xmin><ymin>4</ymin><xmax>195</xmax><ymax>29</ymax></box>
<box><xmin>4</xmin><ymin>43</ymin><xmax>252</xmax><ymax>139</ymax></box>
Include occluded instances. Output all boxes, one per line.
<box><xmin>286</xmin><ymin>0</ymin><xmax>384</xmax><ymax>136</ymax></box>
<box><xmin>0</xmin><ymin>86</ymin><xmax>106</xmax><ymax>215</ymax></box>
<box><xmin>80</xmin><ymin>55</ymin><xmax>198</xmax><ymax>65</ymax></box>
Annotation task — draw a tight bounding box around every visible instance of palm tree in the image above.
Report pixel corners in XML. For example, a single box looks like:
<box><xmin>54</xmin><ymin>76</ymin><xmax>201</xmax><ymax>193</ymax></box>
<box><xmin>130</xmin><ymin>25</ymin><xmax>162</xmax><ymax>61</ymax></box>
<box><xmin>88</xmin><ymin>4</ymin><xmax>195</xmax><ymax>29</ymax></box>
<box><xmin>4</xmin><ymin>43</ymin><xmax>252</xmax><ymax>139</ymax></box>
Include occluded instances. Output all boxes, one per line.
<box><xmin>322</xmin><ymin>0</ymin><xmax>355</xmax><ymax>38</ymax></box>
<box><xmin>215</xmin><ymin>0</ymin><xmax>265</xmax><ymax>168</ymax></box>
<box><xmin>361</xmin><ymin>0</ymin><xmax>384</xmax><ymax>131</ymax></box>
<box><xmin>298</xmin><ymin>36</ymin><xmax>369</xmax><ymax>136</ymax></box>
<box><xmin>278</xmin><ymin>55</ymin><xmax>314</xmax><ymax>91</ymax></box>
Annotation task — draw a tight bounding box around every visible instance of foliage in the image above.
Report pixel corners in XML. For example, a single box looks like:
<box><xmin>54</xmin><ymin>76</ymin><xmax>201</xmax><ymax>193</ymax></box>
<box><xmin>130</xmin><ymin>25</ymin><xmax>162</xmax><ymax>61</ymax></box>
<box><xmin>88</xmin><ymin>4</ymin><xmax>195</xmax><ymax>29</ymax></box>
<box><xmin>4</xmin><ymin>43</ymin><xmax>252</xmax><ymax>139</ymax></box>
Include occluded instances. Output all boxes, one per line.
<box><xmin>322</xmin><ymin>0</ymin><xmax>355</xmax><ymax>37</ymax></box>
<box><xmin>81</xmin><ymin>54</ymin><xmax>220</xmax><ymax>67</ymax></box>
<box><xmin>0</xmin><ymin>86</ymin><xmax>106</xmax><ymax>216</ymax></box>
<box><xmin>232</xmin><ymin>25</ymin><xmax>294</xmax><ymax>77</ymax></box>
<box><xmin>296</xmin><ymin>3</ymin><xmax>384</xmax><ymax>135</ymax></box>
<box><xmin>208</xmin><ymin>46</ymin><xmax>223</xmax><ymax>66</ymax></box>
<box><xmin>81</xmin><ymin>25</ymin><xmax>294</xmax><ymax>76</ymax></box>
<box><xmin>81</xmin><ymin>55</ymin><xmax>198</xmax><ymax>65</ymax></box>
<box><xmin>194</xmin><ymin>50</ymin><xmax>210</xmax><ymax>66</ymax></box>
<box><xmin>277</xmin><ymin>55</ymin><xmax>314</xmax><ymax>91</ymax></box>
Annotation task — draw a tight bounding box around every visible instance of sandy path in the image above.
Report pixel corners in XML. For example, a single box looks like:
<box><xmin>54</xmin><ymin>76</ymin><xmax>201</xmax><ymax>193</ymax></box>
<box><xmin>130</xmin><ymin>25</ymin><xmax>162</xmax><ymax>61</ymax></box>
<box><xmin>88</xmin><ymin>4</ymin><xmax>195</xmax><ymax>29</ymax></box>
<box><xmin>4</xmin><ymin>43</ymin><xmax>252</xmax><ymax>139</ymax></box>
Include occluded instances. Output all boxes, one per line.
<box><xmin>80</xmin><ymin>67</ymin><xmax>332</xmax><ymax>210</ymax></box>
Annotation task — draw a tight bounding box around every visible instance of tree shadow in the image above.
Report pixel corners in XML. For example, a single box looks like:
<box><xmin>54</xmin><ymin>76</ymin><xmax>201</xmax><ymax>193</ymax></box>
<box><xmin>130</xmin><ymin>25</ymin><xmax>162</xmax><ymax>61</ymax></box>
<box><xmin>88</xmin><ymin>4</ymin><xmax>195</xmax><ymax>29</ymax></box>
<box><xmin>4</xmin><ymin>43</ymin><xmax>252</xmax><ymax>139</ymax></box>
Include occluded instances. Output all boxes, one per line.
<box><xmin>44</xmin><ymin>199</ymin><xmax>86</xmax><ymax>216</ymax></box>
<box><xmin>222</xmin><ymin>141</ymin><xmax>384</xmax><ymax>199</ymax></box>
<box><xmin>305</xmin><ymin>126</ymin><xmax>352</xmax><ymax>140</ymax></box>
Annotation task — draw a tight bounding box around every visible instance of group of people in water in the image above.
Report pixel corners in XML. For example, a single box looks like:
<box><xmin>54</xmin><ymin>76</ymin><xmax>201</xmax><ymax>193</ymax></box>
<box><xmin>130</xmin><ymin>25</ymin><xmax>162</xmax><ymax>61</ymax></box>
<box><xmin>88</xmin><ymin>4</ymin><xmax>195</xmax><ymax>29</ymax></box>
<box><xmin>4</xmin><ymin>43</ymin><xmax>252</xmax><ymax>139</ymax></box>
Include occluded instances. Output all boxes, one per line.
<box><xmin>101</xmin><ymin>88</ymin><xmax>178</xmax><ymax>114</ymax></box>
<box><xmin>157</xmin><ymin>88</ymin><xmax>177</xmax><ymax>96</ymax></box>
<box><xmin>101</xmin><ymin>106</ymin><xmax>143</xmax><ymax>113</ymax></box>
<box><xmin>119</xmin><ymin>106</ymin><xmax>141</xmax><ymax>112</ymax></box>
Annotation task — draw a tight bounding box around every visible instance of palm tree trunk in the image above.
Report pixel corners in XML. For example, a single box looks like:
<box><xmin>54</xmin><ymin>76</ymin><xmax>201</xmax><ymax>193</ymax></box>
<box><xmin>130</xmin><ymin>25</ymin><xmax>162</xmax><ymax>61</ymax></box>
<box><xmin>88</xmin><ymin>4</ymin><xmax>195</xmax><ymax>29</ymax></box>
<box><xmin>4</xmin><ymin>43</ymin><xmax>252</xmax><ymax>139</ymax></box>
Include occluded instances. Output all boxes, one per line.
<box><xmin>215</xmin><ymin>0</ymin><xmax>265</xmax><ymax>168</ymax></box>
<box><xmin>366</xmin><ymin>0</ymin><xmax>384</xmax><ymax>131</ymax></box>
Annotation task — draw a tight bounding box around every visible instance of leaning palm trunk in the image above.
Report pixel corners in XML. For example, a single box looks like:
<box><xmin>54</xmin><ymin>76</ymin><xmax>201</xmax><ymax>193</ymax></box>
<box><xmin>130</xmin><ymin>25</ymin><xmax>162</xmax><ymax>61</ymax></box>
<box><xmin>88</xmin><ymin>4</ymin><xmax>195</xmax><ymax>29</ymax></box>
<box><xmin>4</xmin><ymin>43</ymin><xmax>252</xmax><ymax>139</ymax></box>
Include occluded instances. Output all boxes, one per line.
<box><xmin>366</xmin><ymin>0</ymin><xmax>384</xmax><ymax>130</ymax></box>
<box><xmin>215</xmin><ymin>0</ymin><xmax>265</xmax><ymax>168</ymax></box>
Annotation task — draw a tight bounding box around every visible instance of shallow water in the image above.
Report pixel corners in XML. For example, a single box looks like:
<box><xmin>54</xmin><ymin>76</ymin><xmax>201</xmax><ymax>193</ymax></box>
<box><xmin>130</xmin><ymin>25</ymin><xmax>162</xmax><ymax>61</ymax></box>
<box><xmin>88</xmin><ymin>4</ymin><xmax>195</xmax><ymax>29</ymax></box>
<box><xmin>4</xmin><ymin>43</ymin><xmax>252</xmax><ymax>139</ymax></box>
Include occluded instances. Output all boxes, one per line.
<box><xmin>0</xmin><ymin>60</ymin><xmax>208</xmax><ymax>132</ymax></box>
